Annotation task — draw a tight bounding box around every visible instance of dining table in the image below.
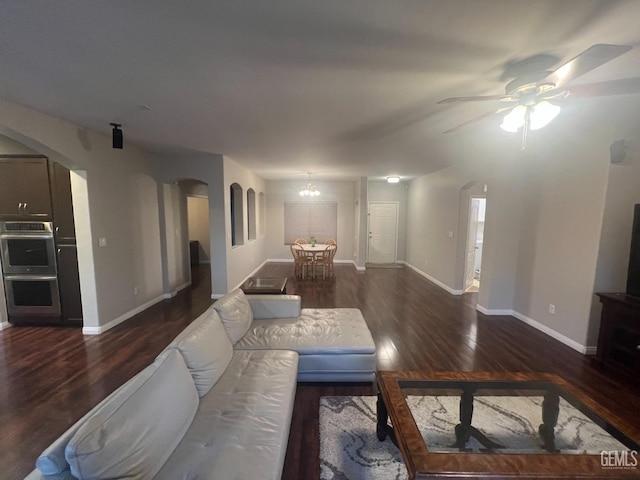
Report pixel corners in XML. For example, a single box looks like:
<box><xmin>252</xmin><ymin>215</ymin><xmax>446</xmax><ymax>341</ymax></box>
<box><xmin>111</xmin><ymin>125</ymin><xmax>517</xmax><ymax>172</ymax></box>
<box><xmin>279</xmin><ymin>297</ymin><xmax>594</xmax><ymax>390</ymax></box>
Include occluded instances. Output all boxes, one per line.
<box><xmin>299</xmin><ymin>243</ymin><xmax>330</xmax><ymax>257</ymax></box>
<box><xmin>298</xmin><ymin>243</ymin><xmax>330</xmax><ymax>278</ymax></box>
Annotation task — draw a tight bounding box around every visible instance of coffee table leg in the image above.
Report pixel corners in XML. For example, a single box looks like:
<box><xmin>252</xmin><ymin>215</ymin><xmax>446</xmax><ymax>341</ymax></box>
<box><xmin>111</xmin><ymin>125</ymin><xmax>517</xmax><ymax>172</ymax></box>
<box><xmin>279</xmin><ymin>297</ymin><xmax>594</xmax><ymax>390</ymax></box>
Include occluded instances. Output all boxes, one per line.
<box><xmin>376</xmin><ymin>393</ymin><xmax>397</xmax><ymax>446</ymax></box>
<box><xmin>452</xmin><ymin>390</ymin><xmax>474</xmax><ymax>448</ymax></box>
<box><xmin>451</xmin><ymin>390</ymin><xmax>504</xmax><ymax>450</ymax></box>
<box><xmin>539</xmin><ymin>392</ymin><xmax>560</xmax><ymax>453</ymax></box>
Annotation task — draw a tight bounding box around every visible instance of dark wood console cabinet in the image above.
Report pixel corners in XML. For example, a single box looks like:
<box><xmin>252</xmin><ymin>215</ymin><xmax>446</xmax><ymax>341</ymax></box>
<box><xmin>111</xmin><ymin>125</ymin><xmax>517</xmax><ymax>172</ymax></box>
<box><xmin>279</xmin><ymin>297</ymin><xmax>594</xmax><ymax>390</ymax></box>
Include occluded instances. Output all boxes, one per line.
<box><xmin>595</xmin><ymin>292</ymin><xmax>640</xmax><ymax>381</ymax></box>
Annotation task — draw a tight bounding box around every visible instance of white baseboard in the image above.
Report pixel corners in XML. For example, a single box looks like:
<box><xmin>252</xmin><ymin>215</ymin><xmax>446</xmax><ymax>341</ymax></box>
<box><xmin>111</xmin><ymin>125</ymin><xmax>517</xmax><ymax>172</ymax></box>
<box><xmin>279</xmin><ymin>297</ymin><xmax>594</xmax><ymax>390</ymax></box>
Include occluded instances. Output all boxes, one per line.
<box><xmin>511</xmin><ymin>310</ymin><xmax>594</xmax><ymax>355</ymax></box>
<box><xmin>0</xmin><ymin>320</ymin><xmax>11</xmax><ymax>331</ymax></box>
<box><xmin>82</xmin><ymin>293</ymin><xmax>167</xmax><ymax>335</ymax></box>
<box><xmin>403</xmin><ymin>262</ymin><xmax>464</xmax><ymax>295</ymax></box>
<box><xmin>476</xmin><ymin>304</ymin><xmax>513</xmax><ymax>316</ymax></box>
<box><xmin>230</xmin><ymin>260</ymin><xmax>270</xmax><ymax>293</ymax></box>
<box><xmin>162</xmin><ymin>280</ymin><xmax>192</xmax><ymax>299</ymax></box>
<box><xmin>402</xmin><ymin>262</ymin><xmax>596</xmax><ymax>356</ymax></box>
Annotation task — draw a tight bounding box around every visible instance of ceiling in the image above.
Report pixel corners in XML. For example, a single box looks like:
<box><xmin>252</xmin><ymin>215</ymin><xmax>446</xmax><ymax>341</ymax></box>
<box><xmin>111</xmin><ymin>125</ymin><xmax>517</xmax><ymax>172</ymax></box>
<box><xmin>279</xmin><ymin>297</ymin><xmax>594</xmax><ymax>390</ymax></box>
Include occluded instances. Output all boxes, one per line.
<box><xmin>2</xmin><ymin>1</ymin><xmax>640</xmax><ymax>181</ymax></box>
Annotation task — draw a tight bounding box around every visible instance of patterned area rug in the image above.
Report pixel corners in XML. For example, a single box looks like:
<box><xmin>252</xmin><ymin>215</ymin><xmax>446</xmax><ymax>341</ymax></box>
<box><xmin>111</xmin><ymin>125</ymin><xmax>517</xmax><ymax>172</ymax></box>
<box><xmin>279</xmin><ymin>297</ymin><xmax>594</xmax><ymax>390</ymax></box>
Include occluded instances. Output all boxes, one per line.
<box><xmin>319</xmin><ymin>395</ymin><xmax>627</xmax><ymax>480</ymax></box>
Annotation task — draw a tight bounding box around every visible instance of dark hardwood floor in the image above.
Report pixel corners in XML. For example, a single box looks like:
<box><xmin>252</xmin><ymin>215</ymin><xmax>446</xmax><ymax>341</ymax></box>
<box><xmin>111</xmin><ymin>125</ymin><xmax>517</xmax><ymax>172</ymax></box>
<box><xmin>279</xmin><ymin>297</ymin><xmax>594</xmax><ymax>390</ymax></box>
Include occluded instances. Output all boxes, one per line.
<box><xmin>2</xmin><ymin>263</ymin><xmax>639</xmax><ymax>479</ymax></box>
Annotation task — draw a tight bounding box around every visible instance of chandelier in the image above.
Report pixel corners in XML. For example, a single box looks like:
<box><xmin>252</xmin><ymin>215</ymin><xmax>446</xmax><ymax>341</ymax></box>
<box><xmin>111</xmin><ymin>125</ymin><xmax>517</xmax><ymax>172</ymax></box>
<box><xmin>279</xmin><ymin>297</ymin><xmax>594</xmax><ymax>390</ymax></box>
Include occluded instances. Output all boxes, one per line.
<box><xmin>299</xmin><ymin>171</ymin><xmax>320</xmax><ymax>197</ymax></box>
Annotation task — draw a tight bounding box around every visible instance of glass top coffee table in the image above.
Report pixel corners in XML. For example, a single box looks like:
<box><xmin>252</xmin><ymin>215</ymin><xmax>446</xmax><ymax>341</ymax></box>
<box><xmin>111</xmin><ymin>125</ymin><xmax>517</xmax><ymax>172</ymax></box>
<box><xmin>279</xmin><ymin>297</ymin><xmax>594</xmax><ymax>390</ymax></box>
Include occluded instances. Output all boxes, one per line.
<box><xmin>376</xmin><ymin>371</ymin><xmax>640</xmax><ymax>479</ymax></box>
<box><xmin>240</xmin><ymin>277</ymin><xmax>288</xmax><ymax>295</ymax></box>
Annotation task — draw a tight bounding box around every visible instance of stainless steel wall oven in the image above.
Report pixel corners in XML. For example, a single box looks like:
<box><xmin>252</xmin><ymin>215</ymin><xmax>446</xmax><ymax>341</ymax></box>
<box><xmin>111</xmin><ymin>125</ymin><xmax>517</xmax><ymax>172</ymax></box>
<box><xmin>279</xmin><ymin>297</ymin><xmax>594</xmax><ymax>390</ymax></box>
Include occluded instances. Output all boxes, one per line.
<box><xmin>1</xmin><ymin>221</ymin><xmax>61</xmax><ymax>319</ymax></box>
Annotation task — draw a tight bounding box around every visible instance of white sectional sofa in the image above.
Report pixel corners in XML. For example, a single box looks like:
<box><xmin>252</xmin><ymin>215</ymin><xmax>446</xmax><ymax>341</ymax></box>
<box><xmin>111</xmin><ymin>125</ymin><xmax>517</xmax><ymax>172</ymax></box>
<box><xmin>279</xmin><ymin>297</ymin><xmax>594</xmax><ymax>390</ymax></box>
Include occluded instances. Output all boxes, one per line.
<box><xmin>26</xmin><ymin>289</ymin><xmax>376</xmax><ymax>480</ymax></box>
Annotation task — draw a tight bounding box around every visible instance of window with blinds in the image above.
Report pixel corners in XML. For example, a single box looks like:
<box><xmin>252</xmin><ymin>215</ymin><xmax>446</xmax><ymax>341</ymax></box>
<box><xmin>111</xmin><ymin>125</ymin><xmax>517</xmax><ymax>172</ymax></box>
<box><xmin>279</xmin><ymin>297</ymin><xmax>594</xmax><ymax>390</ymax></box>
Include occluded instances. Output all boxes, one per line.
<box><xmin>284</xmin><ymin>201</ymin><xmax>337</xmax><ymax>244</ymax></box>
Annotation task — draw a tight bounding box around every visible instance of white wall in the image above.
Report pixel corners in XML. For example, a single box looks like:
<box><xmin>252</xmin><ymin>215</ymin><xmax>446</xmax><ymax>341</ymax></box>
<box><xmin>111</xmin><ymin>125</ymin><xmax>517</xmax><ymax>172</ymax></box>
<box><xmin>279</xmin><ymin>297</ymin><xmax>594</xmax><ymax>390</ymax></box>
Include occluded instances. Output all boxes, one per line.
<box><xmin>265</xmin><ymin>179</ymin><xmax>357</xmax><ymax>264</ymax></box>
<box><xmin>161</xmin><ymin>183</ymin><xmax>190</xmax><ymax>297</ymax></box>
<box><xmin>187</xmin><ymin>196</ymin><xmax>211</xmax><ymax>263</ymax></box>
<box><xmin>0</xmin><ymin>100</ymin><xmax>164</xmax><ymax>333</ymax></box>
<box><xmin>155</xmin><ymin>152</ymin><xmax>227</xmax><ymax>295</ymax></box>
<box><xmin>588</xmin><ymin>110</ymin><xmax>640</xmax><ymax>345</ymax></box>
<box><xmin>406</xmin><ymin>152</ymin><xmax>522</xmax><ymax>304</ymax></box>
<box><xmin>223</xmin><ymin>157</ymin><xmax>268</xmax><ymax>290</ymax></box>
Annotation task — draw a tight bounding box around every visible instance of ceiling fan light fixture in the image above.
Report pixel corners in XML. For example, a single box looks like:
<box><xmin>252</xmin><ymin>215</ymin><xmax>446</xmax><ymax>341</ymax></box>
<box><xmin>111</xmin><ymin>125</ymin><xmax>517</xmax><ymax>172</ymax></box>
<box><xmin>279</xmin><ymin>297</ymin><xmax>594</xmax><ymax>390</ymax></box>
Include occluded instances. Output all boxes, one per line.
<box><xmin>529</xmin><ymin>101</ymin><xmax>561</xmax><ymax>130</ymax></box>
<box><xmin>299</xmin><ymin>171</ymin><xmax>320</xmax><ymax>197</ymax></box>
<box><xmin>500</xmin><ymin>105</ymin><xmax>526</xmax><ymax>132</ymax></box>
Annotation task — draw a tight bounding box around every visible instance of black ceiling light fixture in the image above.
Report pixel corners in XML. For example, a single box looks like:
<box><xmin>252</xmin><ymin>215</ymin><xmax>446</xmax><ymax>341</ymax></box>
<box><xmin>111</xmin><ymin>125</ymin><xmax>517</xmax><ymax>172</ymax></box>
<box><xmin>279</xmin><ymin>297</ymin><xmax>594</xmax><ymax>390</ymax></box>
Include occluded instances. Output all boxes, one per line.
<box><xmin>110</xmin><ymin>123</ymin><xmax>123</xmax><ymax>149</ymax></box>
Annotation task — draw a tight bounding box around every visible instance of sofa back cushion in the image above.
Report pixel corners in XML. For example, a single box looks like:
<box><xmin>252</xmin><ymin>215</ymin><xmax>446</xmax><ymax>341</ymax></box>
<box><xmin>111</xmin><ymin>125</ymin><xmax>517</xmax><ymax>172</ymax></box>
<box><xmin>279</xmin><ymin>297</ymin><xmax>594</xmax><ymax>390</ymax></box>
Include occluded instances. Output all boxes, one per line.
<box><xmin>213</xmin><ymin>288</ymin><xmax>253</xmax><ymax>344</ymax></box>
<box><xmin>65</xmin><ymin>349</ymin><xmax>198</xmax><ymax>480</ymax></box>
<box><xmin>168</xmin><ymin>306</ymin><xmax>233</xmax><ymax>397</ymax></box>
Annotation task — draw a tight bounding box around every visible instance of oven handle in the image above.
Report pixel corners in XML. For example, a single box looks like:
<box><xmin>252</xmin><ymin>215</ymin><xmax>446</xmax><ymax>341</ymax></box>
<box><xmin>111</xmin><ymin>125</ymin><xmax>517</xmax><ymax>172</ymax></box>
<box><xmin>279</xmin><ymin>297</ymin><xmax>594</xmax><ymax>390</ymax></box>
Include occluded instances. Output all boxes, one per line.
<box><xmin>0</xmin><ymin>233</ymin><xmax>54</xmax><ymax>240</ymax></box>
<box><xmin>3</xmin><ymin>274</ymin><xmax>58</xmax><ymax>281</ymax></box>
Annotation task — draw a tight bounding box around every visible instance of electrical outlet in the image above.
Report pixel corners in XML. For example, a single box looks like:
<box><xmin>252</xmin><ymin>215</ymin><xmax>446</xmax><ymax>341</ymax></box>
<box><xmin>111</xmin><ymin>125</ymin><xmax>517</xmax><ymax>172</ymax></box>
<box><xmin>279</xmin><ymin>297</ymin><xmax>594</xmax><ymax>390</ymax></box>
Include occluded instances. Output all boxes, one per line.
<box><xmin>549</xmin><ymin>304</ymin><xmax>555</xmax><ymax>314</ymax></box>
<box><xmin>133</xmin><ymin>286</ymin><xmax>139</xmax><ymax>296</ymax></box>
<box><xmin>98</xmin><ymin>237</ymin><xmax>107</xmax><ymax>247</ymax></box>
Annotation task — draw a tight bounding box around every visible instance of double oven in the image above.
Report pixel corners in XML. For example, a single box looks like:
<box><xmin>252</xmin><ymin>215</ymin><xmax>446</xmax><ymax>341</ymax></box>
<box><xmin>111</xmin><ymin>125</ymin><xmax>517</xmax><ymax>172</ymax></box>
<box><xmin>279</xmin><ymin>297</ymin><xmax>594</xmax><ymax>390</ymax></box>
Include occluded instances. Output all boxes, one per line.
<box><xmin>0</xmin><ymin>221</ymin><xmax>61</xmax><ymax>320</ymax></box>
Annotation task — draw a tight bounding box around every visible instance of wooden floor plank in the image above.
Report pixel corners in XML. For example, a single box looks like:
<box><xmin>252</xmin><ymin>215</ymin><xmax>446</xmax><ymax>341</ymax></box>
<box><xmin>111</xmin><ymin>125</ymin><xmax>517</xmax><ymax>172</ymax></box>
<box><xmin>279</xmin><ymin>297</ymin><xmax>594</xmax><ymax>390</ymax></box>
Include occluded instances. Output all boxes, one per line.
<box><xmin>1</xmin><ymin>263</ymin><xmax>638</xmax><ymax>479</ymax></box>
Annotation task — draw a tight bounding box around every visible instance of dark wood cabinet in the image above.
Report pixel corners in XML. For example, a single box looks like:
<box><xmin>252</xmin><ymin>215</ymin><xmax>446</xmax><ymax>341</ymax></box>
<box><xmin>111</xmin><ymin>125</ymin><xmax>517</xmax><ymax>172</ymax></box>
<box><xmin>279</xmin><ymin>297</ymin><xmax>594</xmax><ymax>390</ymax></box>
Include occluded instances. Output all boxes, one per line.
<box><xmin>56</xmin><ymin>245</ymin><xmax>83</xmax><ymax>325</ymax></box>
<box><xmin>595</xmin><ymin>292</ymin><xmax>640</xmax><ymax>381</ymax></box>
<box><xmin>49</xmin><ymin>161</ymin><xmax>76</xmax><ymax>243</ymax></box>
<box><xmin>0</xmin><ymin>156</ymin><xmax>53</xmax><ymax>220</ymax></box>
<box><xmin>49</xmin><ymin>161</ymin><xmax>82</xmax><ymax>325</ymax></box>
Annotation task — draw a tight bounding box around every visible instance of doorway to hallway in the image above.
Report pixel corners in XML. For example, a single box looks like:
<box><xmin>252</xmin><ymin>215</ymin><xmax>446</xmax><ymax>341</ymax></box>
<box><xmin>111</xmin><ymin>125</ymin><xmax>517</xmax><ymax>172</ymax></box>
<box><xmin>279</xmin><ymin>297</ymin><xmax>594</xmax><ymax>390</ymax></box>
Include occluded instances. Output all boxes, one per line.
<box><xmin>464</xmin><ymin>196</ymin><xmax>486</xmax><ymax>293</ymax></box>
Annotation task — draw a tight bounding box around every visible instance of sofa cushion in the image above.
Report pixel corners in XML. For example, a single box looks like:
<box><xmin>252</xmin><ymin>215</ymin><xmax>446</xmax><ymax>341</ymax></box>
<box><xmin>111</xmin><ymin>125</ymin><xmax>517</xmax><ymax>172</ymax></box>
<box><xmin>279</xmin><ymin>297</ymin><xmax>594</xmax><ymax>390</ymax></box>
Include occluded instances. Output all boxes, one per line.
<box><xmin>64</xmin><ymin>349</ymin><xmax>198</xmax><ymax>480</ymax></box>
<box><xmin>245</xmin><ymin>294</ymin><xmax>301</xmax><ymax>319</ymax></box>
<box><xmin>168</xmin><ymin>306</ymin><xmax>233</xmax><ymax>397</ymax></box>
<box><xmin>154</xmin><ymin>349</ymin><xmax>299</xmax><ymax>480</ymax></box>
<box><xmin>235</xmin><ymin>308</ymin><xmax>376</xmax><ymax>354</ymax></box>
<box><xmin>213</xmin><ymin>288</ymin><xmax>253</xmax><ymax>344</ymax></box>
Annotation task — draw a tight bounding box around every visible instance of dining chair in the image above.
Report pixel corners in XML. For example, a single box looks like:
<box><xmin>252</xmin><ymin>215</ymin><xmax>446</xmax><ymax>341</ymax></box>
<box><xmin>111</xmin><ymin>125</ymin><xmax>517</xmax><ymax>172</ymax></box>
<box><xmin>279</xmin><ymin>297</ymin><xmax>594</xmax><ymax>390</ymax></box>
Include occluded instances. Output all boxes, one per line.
<box><xmin>293</xmin><ymin>238</ymin><xmax>307</xmax><ymax>245</ymax></box>
<box><xmin>315</xmin><ymin>244</ymin><xmax>337</xmax><ymax>279</ymax></box>
<box><xmin>291</xmin><ymin>243</ymin><xmax>313</xmax><ymax>279</ymax></box>
<box><xmin>324</xmin><ymin>238</ymin><xmax>337</xmax><ymax>246</ymax></box>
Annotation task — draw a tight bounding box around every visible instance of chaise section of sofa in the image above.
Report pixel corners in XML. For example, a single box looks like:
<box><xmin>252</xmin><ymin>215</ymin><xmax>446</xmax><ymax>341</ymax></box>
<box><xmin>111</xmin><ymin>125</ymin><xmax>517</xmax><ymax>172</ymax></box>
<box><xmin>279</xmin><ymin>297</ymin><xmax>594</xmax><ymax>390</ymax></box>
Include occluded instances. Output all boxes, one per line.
<box><xmin>214</xmin><ymin>289</ymin><xmax>377</xmax><ymax>382</ymax></box>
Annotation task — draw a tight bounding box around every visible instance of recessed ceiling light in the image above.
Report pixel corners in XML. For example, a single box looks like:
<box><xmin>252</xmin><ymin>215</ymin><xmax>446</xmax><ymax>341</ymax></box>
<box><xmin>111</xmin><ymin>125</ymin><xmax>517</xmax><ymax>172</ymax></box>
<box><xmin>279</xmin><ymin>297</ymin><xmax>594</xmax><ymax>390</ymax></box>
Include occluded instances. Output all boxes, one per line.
<box><xmin>387</xmin><ymin>176</ymin><xmax>400</xmax><ymax>184</ymax></box>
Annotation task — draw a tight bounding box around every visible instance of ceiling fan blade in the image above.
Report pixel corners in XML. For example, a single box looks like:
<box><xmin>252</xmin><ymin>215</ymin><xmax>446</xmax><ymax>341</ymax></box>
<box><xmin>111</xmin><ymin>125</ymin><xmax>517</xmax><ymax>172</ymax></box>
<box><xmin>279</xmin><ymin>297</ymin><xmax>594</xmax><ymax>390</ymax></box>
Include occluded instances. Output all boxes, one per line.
<box><xmin>438</xmin><ymin>94</ymin><xmax>516</xmax><ymax>104</ymax></box>
<box><xmin>565</xmin><ymin>76</ymin><xmax>640</xmax><ymax>98</ymax></box>
<box><xmin>536</xmin><ymin>44</ymin><xmax>632</xmax><ymax>91</ymax></box>
<box><xmin>443</xmin><ymin>106</ymin><xmax>514</xmax><ymax>134</ymax></box>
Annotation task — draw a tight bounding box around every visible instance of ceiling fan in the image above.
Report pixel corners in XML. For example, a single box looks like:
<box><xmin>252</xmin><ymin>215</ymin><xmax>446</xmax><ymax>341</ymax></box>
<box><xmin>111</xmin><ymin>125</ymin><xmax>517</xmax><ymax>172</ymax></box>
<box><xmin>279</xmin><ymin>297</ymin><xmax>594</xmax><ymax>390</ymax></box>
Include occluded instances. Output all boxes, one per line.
<box><xmin>438</xmin><ymin>44</ymin><xmax>640</xmax><ymax>149</ymax></box>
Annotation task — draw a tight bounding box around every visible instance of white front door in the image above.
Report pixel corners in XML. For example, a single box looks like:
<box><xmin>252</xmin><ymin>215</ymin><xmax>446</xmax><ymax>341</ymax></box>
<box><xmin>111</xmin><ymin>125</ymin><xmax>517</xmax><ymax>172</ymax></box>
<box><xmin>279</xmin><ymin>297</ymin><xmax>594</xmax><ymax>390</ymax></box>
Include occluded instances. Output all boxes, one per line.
<box><xmin>368</xmin><ymin>202</ymin><xmax>398</xmax><ymax>264</ymax></box>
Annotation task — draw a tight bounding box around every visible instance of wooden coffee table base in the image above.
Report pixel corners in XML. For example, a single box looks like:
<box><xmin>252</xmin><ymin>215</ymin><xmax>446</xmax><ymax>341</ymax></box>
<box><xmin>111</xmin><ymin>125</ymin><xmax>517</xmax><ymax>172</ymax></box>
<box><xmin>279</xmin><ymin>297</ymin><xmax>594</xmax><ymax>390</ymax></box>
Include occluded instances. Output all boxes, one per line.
<box><xmin>376</xmin><ymin>371</ymin><xmax>640</xmax><ymax>479</ymax></box>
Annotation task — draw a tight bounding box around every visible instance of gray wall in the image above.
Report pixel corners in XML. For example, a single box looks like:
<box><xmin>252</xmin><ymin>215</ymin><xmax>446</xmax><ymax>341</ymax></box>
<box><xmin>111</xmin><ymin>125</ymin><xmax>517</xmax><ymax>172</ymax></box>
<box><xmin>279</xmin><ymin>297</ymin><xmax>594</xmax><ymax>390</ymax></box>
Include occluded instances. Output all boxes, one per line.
<box><xmin>403</xmin><ymin>95</ymin><xmax>640</xmax><ymax>352</ymax></box>
<box><xmin>265</xmin><ymin>179</ymin><xmax>357</xmax><ymax>264</ymax></box>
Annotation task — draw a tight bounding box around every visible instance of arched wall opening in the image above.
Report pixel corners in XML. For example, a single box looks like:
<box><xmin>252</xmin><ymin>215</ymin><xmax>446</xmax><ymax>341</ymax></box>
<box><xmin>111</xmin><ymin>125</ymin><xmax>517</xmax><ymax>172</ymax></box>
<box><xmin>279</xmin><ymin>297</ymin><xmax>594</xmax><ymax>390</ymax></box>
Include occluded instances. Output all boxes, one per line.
<box><xmin>455</xmin><ymin>181</ymin><xmax>487</xmax><ymax>298</ymax></box>
<box><xmin>0</xmin><ymin>131</ymin><xmax>99</xmax><ymax>330</ymax></box>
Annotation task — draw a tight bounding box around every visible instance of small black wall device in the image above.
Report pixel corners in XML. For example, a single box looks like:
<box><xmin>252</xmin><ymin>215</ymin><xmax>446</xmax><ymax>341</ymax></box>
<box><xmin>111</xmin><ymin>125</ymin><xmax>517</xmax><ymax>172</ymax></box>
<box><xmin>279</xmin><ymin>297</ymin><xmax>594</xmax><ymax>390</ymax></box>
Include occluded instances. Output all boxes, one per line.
<box><xmin>626</xmin><ymin>203</ymin><xmax>640</xmax><ymax>297</ymax></box>
<box><xmin>110</xmin><ymin>123</ymin><xmax>123</xmax><ymax>149</ymax></box>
